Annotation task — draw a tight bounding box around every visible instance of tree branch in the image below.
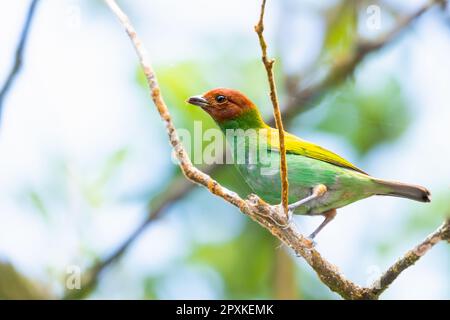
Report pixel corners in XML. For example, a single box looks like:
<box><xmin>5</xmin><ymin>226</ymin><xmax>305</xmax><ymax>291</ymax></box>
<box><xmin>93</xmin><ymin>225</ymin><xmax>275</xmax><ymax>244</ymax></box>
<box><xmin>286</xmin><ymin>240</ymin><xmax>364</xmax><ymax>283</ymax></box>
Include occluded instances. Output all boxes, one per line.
<box><xmin>254</xmin><ymin>0</ymin><xmax>289</xmax><ymax>217</ymax></box>
<box><xmin>79</xmin><ymin>0</ymin><xmax>449</xmax><ymax>300</ymax></box>
<box><xmin>368</xmin><ymin>218</ymin><xmax>450</xmax><ymax>298</ymax></box>
<box><xmin>0</xmin><ymin>0</ymin><xmax>40</xmax><ymax>121</ymax></box>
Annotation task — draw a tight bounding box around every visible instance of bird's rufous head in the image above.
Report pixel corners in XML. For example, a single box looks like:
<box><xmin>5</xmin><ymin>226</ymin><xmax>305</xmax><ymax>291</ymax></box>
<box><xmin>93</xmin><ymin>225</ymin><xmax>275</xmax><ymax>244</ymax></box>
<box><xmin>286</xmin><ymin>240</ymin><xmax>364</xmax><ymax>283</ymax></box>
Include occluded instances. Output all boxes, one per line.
<box><xmin>187</xmin><ymin>88</ymin><xmax>257</xmax><ymax>123</ymax></box>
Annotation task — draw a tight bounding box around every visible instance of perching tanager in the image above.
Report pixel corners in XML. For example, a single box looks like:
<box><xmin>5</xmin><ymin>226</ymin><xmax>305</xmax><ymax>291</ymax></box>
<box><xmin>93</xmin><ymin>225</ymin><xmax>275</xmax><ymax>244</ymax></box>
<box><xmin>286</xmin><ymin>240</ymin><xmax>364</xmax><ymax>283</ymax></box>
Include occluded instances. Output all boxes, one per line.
<box><xmin>187</xmin><ymin>88</ymin><xmax>430</xmax><ymax>238</ymax></box>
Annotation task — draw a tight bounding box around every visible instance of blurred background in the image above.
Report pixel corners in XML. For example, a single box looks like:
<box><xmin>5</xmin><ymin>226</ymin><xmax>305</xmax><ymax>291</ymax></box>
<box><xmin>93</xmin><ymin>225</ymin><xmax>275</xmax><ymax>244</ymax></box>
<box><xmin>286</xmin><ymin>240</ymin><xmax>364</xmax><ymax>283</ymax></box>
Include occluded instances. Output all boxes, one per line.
<box><xmin>0</xmin><ymin>0</ymin><xmax>448</xmax><ymax>299</ymax></box>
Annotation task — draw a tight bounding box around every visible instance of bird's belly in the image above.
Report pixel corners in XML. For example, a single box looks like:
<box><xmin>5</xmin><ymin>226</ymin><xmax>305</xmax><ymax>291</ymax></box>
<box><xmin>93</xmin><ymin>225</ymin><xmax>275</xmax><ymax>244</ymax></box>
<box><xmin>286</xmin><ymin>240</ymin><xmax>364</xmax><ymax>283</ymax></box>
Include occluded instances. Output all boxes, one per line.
<box><xmin>235</xmin><ymin>152</ymin><xmax>372</xmax><ymax>215</ymax></box>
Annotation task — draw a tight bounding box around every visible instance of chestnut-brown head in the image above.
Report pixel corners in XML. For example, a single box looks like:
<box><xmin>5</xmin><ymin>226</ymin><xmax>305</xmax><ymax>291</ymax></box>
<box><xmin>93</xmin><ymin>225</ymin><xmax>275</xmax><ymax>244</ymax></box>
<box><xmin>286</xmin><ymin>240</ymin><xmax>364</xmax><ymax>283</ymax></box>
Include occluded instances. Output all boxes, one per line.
<box><xmin>187</xmin><ymin>88</ymin><xmax>260</xmax><ymax>123</ymax></box>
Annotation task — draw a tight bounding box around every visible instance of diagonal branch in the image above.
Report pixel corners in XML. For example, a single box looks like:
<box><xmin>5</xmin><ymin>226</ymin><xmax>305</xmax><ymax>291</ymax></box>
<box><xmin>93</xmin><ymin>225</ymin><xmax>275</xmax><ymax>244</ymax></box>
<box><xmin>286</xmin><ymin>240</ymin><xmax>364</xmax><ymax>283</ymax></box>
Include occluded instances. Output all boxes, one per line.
<box><xmin>0</xmin><ymin>0</ymin><xmax>40</xmax><ymax>121</ymax></box>
<box><xmin>368</xmin><ymin>218</ymin><xmax>450</xmax><ymax>298</ymax></box>
<box><xmin>255</xmin><ymin>0</ymin><xmax>289</xmax><ymax>217</ymax></box>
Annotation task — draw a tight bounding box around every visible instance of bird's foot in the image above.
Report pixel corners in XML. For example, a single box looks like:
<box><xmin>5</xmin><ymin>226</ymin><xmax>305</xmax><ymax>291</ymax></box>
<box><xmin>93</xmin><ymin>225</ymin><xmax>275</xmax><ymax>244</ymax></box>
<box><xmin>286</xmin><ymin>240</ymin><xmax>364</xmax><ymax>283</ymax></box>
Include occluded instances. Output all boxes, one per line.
<box><xmin>308</xmin><ymin>209</ymin><xmax>337</xmax><ymax>239</ymax></box>
<box><xmin>247</xmin><ymin>194</ymin><xmax>294</xmax><ymax>229</ymax></box>
<box><xmin>304</xmin><ymin>236</ymin><xmax>317</xmax><ymax>248</ymax></box>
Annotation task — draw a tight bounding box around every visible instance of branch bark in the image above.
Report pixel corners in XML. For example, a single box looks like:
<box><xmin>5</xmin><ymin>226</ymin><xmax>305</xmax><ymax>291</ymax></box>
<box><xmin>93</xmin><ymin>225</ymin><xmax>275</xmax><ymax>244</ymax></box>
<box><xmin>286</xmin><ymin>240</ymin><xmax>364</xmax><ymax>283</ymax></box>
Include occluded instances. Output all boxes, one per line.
<box><xmin>79</xmin><ymin>0</ymin><xmax>449</xmax><ymax>300</ymax></box>
<box><xmin>254</xmin><ymin>0</ymin><xmax>289</xmax><ymax>217</ymax></box>
<box><xmin>0</xmin><ymin>0</ymin><xmax>40</xmax><ymax>121</ymax></box>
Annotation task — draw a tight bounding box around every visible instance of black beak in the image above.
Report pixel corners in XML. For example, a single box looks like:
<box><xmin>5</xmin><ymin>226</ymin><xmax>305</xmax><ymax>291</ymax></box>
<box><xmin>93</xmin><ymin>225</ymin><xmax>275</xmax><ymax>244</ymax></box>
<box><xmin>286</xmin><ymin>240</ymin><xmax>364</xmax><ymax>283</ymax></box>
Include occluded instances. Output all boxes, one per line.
<box><xmin>187</xmin><ymin>95</ymin><xmax>209</xmax><ymax>108</ymax></box>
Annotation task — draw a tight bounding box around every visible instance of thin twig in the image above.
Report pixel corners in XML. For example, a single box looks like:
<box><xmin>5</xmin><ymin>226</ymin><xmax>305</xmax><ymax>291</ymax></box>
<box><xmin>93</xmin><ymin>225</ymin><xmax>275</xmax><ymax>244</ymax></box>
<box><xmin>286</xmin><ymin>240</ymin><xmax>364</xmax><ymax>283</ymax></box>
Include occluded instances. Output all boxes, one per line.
<box><xmin>0</xmin><ymin>0</ymin><xmax>40</xmax><ymax>121</ymax></box>
<box><xmin>255</xmin><ymin>0</ymin><xmax>289</xmax><ymax>217</ymax></box>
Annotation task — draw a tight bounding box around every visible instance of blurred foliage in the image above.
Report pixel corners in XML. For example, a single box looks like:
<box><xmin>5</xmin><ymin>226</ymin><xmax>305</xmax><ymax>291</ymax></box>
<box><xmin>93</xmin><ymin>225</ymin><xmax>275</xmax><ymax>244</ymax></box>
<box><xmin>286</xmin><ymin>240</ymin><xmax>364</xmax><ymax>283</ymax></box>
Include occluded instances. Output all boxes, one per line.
<box><xmin>376</xmin><ymin>191</ymin><xmax>450</xmax><ymax>257</ymax></box>
<box><xmin>315</xmin><ymin>78</ymin><xmax>410</xmax><ymax>156</ymax></box>
<box><xmin>143</xmin><ymin>277</ymin><xmax>159</xmax><ymax>300</ymax></box>
<box><xmin>0</xmin><ymin>262</ymin><xmax>53</xmax><ymax>299</ymax></box>
<box><xmin>273</xmin><ymin>249</ymin><xmax>300</xmax><ymax>299</ymax></box>
<box><xmin>405</xmin><ymin>191</ymin><xmax>450</xmax><ymax>234</ymax></box>
<box><xmin>323</xmin><ymin>0</ymin><xmax>357</xmax><ymax>61</ymax></box>
<box><xmin>81</xmin><ymin>148</ymin><xmax>129</xmax><ymax>207</ymax></box>
<box><xmin>295</xmin><ymin>267</ymin><xmax>336</xmax><ymax>300</ymax></box>
<box><xmin>28</xmin><ymin>190</ymin><xmax>49</xmax><ymax>219</ymax></box>
<box><xmin>190</xmin><ymin>222</ymin><xmax>278</xmax><ymax>299</ymax></box>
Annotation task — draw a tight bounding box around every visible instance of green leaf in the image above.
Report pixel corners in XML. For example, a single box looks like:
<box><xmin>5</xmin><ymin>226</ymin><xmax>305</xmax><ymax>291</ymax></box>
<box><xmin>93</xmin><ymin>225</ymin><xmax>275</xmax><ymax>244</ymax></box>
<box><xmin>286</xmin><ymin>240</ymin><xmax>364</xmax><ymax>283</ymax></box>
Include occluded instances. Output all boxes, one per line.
<box><xmin>323</xmin><ymin>1</ymin><xmax>357</xmax><ymax>61</ymax></box>
<box><xmin>405</xmin><ymin>190</ymin><xmax>450</xmax><ymax>234</ymax></box>
<box><xmin>190</xmin><ymin>221</ymin><xmax>277</xmax><ymax>299</ymax></box>
<box><xmin>316</xmin><ymin>78</ymin><xmax>410</xmax><ymax>156</ymax></box>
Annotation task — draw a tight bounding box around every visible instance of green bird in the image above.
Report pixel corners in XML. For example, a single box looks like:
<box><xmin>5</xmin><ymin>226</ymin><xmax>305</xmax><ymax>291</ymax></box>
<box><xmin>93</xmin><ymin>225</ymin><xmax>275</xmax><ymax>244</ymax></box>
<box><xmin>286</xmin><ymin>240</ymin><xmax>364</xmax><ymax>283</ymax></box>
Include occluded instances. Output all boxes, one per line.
<box><xmin>187</xmin><ymin>88</ymin><xmax>430</xmax><ymax>238</ymax></box>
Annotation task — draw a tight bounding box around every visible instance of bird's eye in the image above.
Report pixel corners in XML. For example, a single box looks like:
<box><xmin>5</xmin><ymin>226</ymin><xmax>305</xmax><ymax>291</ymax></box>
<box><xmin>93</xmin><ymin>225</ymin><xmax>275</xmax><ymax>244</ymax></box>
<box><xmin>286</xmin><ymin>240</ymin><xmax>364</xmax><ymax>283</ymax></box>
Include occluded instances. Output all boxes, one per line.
<box><xmin>215</xmin><ymin>95</ymin><xmax>226</xmax><ymax>103</ymax></box>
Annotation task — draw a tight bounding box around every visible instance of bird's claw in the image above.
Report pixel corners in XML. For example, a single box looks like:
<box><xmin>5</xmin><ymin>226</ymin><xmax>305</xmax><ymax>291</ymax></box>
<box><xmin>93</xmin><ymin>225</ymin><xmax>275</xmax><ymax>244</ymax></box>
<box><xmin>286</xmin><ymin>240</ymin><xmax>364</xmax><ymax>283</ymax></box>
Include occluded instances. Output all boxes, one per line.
<box><xmin>287</xmin><ymin>209</ymin><xmax>293</xmax><ymax>223</ymax></box>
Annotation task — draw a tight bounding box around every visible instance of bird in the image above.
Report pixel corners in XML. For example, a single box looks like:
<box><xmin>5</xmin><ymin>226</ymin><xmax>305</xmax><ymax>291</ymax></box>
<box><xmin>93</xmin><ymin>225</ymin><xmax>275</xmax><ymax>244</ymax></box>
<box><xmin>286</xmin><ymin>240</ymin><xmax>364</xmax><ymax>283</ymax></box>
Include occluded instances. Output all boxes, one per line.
<box><xmin>187</xmin><ymin>88</ymin><xmax>431</xmax><ymax>238</ymax></box>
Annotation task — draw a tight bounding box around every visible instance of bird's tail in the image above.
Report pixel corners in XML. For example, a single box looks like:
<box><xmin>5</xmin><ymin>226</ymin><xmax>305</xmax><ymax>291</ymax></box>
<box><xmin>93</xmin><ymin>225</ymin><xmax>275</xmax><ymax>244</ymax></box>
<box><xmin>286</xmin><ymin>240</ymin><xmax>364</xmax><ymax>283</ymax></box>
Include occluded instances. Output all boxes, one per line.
<box><xmin>372</xmin><ymin>178</ymin><xmax>431</xmax><ymax>202</ymax></box>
